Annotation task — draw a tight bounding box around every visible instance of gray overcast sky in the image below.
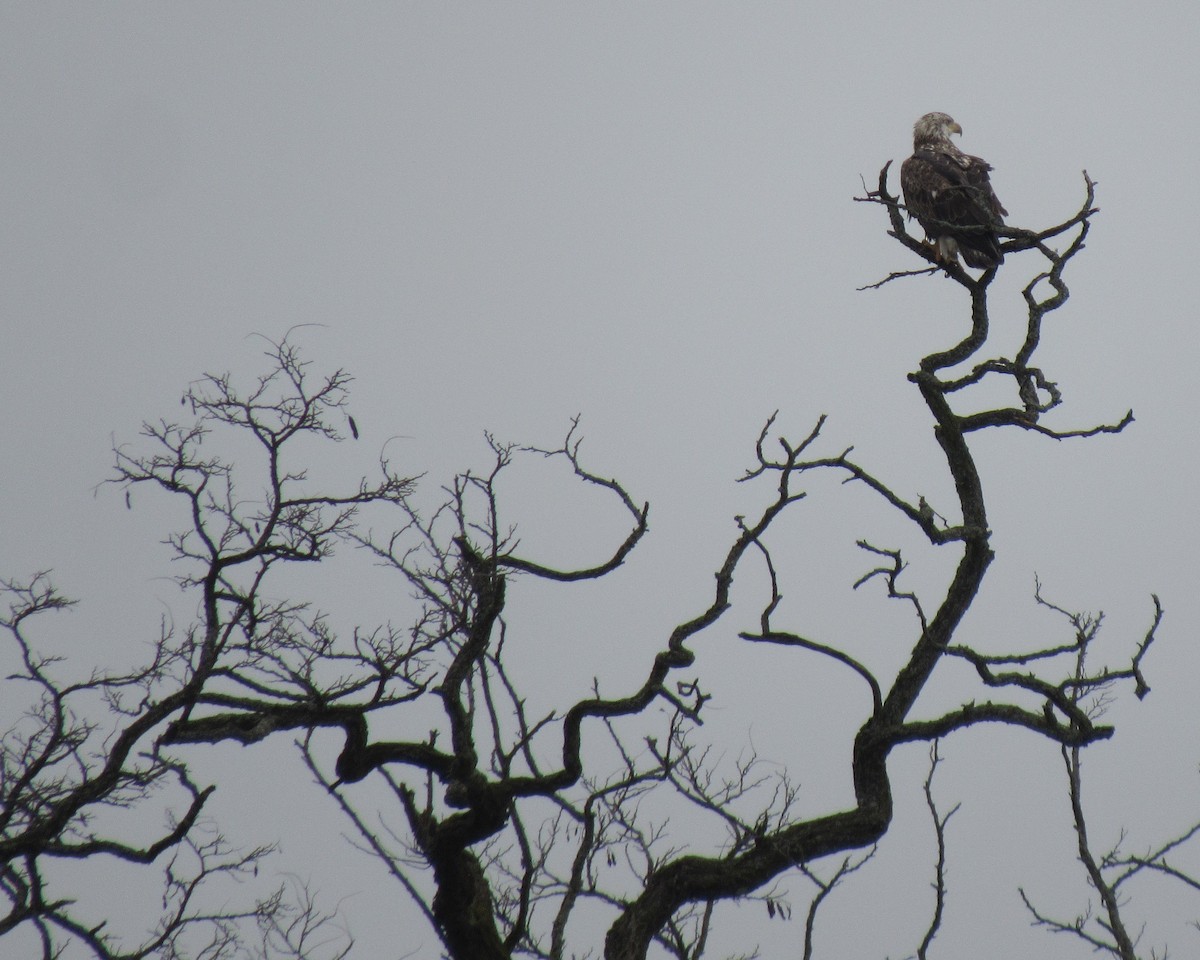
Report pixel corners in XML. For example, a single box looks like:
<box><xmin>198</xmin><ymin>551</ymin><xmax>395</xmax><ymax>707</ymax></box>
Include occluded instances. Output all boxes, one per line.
<box><xmin>3</xmin><ymin>3</ymin><xmax>1198</xmax><ymax>957</ymax></box>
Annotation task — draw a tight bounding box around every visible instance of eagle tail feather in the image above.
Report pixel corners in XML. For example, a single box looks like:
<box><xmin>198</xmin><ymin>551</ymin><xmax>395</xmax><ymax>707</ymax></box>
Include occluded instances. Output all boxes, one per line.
<box><xmin>958</xmin><ymin>238</ymin><xmax>1003</xmax><ymax>269</ymax></box>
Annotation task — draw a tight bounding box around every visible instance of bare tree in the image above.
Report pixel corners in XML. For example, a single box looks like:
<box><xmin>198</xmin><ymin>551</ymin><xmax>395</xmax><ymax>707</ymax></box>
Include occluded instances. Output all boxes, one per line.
<box><xmin>1016</xmin><ymin>590</ymin><xmax>1200</xmax><ymax>960</ymax></box>
<box><xmin>0</xmin><ymin>570</ymin><xmax>277</xmax><ymax>959</ymax></box>
<box><xmin>3</xmin><ymin>170</ymin><xmax>1190</xmax><ymax>959</ymax></box>
<box><xmin>0</xmin><ymin>342</ymin><xmax>387</xmax><ymax>958</ymax></box>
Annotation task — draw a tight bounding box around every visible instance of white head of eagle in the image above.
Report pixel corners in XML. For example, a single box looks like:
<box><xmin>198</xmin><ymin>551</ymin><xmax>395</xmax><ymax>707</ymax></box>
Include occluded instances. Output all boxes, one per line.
<box><xmin>900</xmin><ymin>112</ymin><xmax>1008</xmax><ymax>269</ymax></box>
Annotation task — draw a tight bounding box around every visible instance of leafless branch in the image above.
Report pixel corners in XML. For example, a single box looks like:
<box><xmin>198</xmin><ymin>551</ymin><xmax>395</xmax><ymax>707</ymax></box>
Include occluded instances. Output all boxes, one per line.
<box><xmin>915</xmin><ymin>741</ymin><xmax>960</xmax><ymax>960</ymax></box>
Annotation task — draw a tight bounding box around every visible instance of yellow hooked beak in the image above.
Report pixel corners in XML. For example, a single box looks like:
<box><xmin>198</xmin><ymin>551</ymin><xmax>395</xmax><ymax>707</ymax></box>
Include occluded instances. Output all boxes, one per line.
<box><xmin>948</xmin><ymin>121</ymin><xmax>963</xmax><ymax>136</ymax></box>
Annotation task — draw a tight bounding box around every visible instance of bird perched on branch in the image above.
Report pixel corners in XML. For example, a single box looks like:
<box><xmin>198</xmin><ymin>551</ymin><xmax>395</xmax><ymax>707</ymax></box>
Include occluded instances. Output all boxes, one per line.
<box><xmin>900</xmin><ymin>112</ymin><xmax>1007</xmax><ymax>269</ymax></box>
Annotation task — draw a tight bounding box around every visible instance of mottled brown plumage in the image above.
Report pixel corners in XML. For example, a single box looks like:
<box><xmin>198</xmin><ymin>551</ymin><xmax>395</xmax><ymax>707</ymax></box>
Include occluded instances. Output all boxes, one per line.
<box><xmin>900</xmin><ymin>112</ymin><xmax>1007</xmax><ymax>269</ymax></box>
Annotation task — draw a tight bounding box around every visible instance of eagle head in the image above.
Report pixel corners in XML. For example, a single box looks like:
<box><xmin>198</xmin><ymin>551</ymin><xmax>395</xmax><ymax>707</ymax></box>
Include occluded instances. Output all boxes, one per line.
<box><xmin>913</xmin><ymin>112</ymin><xmax>962</xmax><ymax>147</ymax></box>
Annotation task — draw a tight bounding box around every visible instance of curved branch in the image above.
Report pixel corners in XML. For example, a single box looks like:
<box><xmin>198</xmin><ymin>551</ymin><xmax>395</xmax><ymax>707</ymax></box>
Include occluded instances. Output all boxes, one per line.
<box><xmin>739</xmin><ymin>631</ymin><xmax>882</xmax><ymax>715</ymax></box>
<box><xmin>502</xmin><ymin>418</ymin><xmax>650</xmax><ymax>581</ymax></box>
<box><xmin>893</xmin><ymin>702</ymin><xmax>1112</xmax><ymax>747</ymax></box>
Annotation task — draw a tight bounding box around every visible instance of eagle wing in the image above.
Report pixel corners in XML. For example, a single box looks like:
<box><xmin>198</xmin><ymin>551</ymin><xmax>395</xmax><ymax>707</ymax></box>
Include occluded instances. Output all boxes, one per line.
<box><xmin>901</xmin><ymin>149</ymin><xmax>1007</xmax><ymax>268</ymax></box>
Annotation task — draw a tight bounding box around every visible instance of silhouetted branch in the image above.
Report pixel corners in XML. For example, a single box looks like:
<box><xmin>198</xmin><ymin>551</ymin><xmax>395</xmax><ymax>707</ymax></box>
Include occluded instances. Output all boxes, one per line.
<box><xmin>1019</xmin><ymin>593</ymin><xmax>1187</xmax><ymax>959</ymax></box>
<box><xmin>915</xmin><ymin>741</ymin><xmax>960</xmax><ymax>960</ymax></box>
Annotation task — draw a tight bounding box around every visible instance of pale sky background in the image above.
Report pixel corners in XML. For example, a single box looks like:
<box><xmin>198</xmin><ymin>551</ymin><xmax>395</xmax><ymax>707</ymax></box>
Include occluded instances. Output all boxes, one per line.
<box><xmin>3</xmin><ymin>3</ymin><xmax>1199</xmax><ymax>958</ymax></box>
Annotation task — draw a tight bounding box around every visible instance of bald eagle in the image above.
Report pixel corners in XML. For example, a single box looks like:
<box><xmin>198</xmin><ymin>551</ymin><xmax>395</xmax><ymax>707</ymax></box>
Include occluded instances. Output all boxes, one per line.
<box><xmin>900</xmin><ymin>112</ymin><xmax>1007</xmax><ymax>269</ymax></box>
